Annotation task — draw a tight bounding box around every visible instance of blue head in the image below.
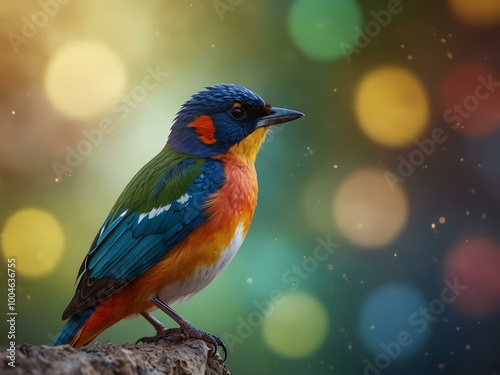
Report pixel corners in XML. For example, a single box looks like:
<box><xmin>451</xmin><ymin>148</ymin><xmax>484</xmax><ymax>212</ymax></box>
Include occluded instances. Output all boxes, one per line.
<box><xmin>166</xmin><ymin>83</ymin><xmax>303</xmax><ymax>158</ymax></box>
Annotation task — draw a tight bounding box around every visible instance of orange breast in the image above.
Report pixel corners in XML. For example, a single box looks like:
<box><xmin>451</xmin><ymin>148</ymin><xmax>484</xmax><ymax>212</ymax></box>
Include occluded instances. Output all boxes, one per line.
<box><xmin>128</xmin><ymin>155</ymin><xmax>259</xmax><ymax>309</ymax></box>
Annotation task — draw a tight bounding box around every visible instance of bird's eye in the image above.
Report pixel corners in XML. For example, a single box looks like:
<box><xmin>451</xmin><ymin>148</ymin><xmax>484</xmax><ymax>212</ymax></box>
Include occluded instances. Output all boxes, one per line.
<box><xmin>230</xmin><ymin>106</ymin><xmax>245</xmax><ymax>120</ymax></box>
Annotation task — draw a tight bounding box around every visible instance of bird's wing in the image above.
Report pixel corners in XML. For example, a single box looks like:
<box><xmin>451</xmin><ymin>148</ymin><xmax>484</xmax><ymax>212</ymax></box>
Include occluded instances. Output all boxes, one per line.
<box><xmin>62</xmin><ymin>150</ymin><xmax>225</xmax><ymax>319</ymax></box>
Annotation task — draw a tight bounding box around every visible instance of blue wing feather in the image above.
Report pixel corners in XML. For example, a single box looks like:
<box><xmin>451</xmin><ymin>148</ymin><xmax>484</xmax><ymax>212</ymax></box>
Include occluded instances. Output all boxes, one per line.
<box><xmin>62</xmin><ymin>156</ymin><xmax>225</xmax><ymax>319</ymax></box>
<box><xmin>89</xmin><ymin>164</ymin><xmax>222</xmax><ymax>280</ymax></box>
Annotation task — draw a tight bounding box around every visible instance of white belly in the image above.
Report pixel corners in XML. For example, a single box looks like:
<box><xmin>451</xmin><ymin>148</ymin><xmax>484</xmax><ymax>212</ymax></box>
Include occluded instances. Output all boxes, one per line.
<box><xmin>155</xmin><ymin>223</ymin><xmax>245</xmax><ymax>304</ymax></box>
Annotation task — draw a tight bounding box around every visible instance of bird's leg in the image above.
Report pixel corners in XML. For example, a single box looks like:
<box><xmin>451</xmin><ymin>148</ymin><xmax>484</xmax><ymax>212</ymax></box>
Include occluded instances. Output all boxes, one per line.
<box><xmin>150</xmin><ymin>295</ymin><xmax>227</xmax><ymax>360</ymax></box>
<box><xmin>136</xmin><ymin>312</ymin><xmax>169</xmax><ymax>344</ymax></box>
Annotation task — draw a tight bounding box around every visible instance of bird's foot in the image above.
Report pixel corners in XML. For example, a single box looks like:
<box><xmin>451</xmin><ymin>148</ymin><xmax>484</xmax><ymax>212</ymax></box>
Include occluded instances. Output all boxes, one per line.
<box><xmin>155</xmin><ymin>325</ymin><xmax>227</xmax><ymax>361</ymax></box>
<box><xmin>146</xmin><ymin>296</ymin><xmax>227</xmax><ymax>360</ymax></box>
<box><xmin>135</xmin><ymin>329</ymin><xmax>169</xmax><ymax>344</ymax></box>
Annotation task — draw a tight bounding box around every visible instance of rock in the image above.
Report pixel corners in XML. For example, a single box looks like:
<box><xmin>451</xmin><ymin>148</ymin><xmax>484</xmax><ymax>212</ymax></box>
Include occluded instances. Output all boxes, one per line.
<box><xmin>0</xmin><ymin>340</ymin><xmax>230</xmax><ymax>375</ymax></box>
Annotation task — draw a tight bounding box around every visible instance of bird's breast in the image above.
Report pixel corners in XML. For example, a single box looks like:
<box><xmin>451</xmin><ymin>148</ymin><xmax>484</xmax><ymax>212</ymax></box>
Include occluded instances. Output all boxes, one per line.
<box><xmin>206</xmin><ymin>156</ymin><xmax>258</xmax><ymax>223</ymax></box>
<box><xmin>151</xmin><ymin>158</ymin><xmax>258</xmax><ymax>304</ymax></box>
<box><xmin>155</xmin><ymin>221</ymin><xmax>246</xmax><ymax>304</ymax></box>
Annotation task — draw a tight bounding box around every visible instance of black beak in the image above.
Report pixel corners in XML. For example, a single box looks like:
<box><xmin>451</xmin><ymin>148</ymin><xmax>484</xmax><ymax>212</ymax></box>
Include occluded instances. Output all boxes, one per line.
<box><xmin>256</xmin><ymin>107</ymin><xmax>304</xmax><ymax>128</ymax></box>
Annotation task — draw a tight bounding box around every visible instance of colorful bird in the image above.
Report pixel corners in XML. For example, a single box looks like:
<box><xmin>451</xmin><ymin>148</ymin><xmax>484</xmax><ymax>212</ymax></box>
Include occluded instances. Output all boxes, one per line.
<box><xmin>53</xmin><ymin>83</ymin><xmax>303</xmax><ymax>358</ymax></box>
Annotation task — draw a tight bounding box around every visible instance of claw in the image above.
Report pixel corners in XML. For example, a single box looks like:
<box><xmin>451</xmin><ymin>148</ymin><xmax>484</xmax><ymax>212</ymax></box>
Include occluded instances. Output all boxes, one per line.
<box><xmin>136</xmin><ymin>329</ymin><xmax>169</xmax><ymax>344</ymax></box>
<box><xmin>198</xmin><ymin>330</ymin><xmax>227</xmax><ymax>361</ymax></box>
<box><xmin>135</xmin><ymin>337</ymin><xmax>149</xmax><ymax>344</ymax></box>
<box><xmin>155</xmin><ymin>328</ymin><xmax>186</xmax><ymax>345</ymax></box>
<box><xmin>153</xmin><ymin>326</ymin><xmax>227</xmax><ymax>361</ymax></box>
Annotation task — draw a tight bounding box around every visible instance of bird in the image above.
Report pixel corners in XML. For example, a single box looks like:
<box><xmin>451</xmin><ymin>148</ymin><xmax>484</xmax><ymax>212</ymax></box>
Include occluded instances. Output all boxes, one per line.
<box><xmin>53</xmin><ymin>83</ymin><xmax>303</xmax><ymax>358</ymax></box>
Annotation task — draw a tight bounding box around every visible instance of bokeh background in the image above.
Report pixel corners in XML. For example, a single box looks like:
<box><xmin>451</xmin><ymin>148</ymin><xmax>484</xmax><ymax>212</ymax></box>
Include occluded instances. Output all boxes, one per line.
<box><xmin>1</xmin><ymin>0</ymin><xmax>500</xmax><ymax>374</ymax></box>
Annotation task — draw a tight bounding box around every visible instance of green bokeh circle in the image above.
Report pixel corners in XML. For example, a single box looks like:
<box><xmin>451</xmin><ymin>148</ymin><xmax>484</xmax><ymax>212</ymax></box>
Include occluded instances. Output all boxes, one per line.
<box><xmin>288</xmin><ymin>0</ymin><xmax>363</xmax><ymax>61</ymax></box>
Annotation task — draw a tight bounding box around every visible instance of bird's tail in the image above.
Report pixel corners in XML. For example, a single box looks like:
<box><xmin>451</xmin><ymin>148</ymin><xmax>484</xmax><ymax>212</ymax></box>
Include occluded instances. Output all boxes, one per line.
<box><xmin>53</xmin><ymin>307</ymin><xmax>95</xmax><ymax>347</ymax></box>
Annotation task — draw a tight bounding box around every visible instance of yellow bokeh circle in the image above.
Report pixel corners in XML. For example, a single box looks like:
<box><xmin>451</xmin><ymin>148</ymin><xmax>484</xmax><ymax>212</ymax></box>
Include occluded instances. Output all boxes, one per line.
<box><xmin>1</xmin><ymin>208</ymin><xmax>65</xmax><ymax>277</ymax></box>
<box><xmin>448</xmin><ymin>0</ymin><xmax>500</xmax><ymax>26</ymax></box>
<box><xmin>355</xmin><ymin>66</ymin><xmax>429</xmax><ymax>148</ymax></box>
<box><xmin>45</xmin><ymin>40</ymin><xmax>127</xmax><ymax>121</ymax></box>
<box><xmin>263</xmin><ymin>292</ymin><xmax>329</xmax><ymax>358</ymax></box>
<box><xmin>333</xmin><ymin>167</ymin><xmax>408</xmax><ymax>248</ymax></box>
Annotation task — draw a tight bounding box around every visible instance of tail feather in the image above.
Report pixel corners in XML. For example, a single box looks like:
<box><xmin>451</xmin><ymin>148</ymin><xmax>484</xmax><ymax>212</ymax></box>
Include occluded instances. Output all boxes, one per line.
<box><xmin>53</xmin><ymin>307</ymin><xmax>95</xmax><ymax>346</ymax></box>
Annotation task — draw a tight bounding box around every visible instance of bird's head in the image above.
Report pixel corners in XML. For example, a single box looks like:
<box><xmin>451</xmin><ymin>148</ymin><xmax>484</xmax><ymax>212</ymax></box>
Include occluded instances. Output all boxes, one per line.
<box><xmin>167</xmin><ymin>83</ymin><xmax>303</xmax><ymax>163</ymax></box>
